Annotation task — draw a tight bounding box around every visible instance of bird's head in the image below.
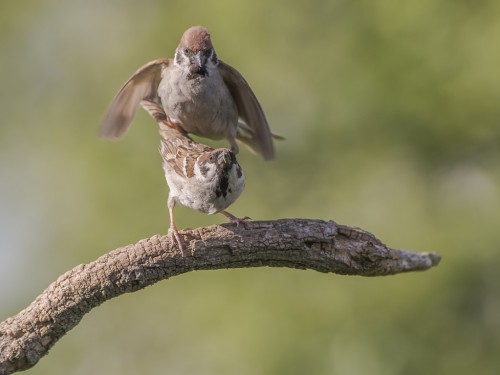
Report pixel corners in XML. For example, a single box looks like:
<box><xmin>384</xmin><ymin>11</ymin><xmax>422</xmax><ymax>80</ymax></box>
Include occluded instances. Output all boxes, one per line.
<box><xmin>174</xmin><ymin>26</ymin><xmax>219</xmax><ymax>77</ymax></box>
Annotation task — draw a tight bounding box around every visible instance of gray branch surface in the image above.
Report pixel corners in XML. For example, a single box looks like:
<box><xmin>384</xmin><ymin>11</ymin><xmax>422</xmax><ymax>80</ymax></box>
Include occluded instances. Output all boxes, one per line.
<box><xmin>0</xmin><ymin>219</ymin><xmax>440</xmax><ymax>374</ymax></box>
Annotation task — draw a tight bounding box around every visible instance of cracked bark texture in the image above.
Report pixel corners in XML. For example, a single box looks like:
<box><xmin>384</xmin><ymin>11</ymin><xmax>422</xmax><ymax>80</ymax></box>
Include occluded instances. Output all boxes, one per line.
<box><xmin>0</xmin><ymin>219</ymin><xmax>440</xmax><ymax>374</ymax></box>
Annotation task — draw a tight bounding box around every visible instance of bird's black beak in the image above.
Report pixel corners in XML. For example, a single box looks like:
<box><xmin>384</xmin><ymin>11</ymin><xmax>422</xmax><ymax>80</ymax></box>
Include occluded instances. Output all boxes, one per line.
<box><xmin>220</xmin><ymin>151</ymin><xmax>236</xmax><ymax>165</ymax></box>
<box><xmin>189</xmin><ymin>51</ymin><xmax>208</xmax><ymax>76</ymax></box>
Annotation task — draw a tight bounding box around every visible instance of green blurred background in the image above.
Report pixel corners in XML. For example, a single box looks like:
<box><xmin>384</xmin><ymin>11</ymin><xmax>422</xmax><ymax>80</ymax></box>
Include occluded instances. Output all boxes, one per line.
<box><xmin>1</xmin><ymin>0</ymin><xmax>499</xmax><ymax>374</ymax></box>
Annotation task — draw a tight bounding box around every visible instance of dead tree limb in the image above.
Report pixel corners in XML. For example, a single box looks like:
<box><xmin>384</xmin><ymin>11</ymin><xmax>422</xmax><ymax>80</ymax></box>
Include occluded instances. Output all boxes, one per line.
<box><xmin>0</xmin><ymin>219</ymin><xmax>440</xmax><ymax>374</ymax></box>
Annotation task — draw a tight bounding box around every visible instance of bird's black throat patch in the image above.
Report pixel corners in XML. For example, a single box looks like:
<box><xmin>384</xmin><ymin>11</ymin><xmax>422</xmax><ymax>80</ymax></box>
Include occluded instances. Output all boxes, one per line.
<box><xmin>188</xmin><ymin>66</ymin><xmax>208</xmax><ymax>80</ymax></box>
<box><xmin>215</xmin><ymin>168</ymin><xmax>230</xmax><ymax>199</ymax></box>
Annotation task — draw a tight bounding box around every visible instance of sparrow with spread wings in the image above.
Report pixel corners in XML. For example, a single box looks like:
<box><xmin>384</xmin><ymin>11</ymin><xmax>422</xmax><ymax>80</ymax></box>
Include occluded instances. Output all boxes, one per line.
<box><xmin>101</xmin><ymin>26</ymin><xmax>280</xmax><ymax>160</ymax></box>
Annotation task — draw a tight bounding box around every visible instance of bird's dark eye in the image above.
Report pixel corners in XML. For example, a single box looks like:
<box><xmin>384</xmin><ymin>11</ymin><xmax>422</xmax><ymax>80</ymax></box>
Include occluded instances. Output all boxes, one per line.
<box><xmin>183</xmin><ymin>47</ymin><xmax>191</xmax><ymax>55</ymax></box>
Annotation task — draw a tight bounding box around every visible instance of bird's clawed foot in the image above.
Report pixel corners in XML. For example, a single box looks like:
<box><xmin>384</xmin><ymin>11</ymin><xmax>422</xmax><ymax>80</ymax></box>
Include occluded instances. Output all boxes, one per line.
<box><xmin>220</xmin><ymin>211</ymin><xmax>251</xmax><ymax>227</ymax></box>
<box><xmin>168</xmin><ymin>226</ymin><xmax>188</xmax><ymax>256</ymax></box>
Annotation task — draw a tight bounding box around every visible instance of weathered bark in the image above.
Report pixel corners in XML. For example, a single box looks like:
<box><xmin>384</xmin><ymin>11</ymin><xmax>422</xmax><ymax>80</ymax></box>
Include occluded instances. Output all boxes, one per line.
<box><xmin>0</xmin><ymin>219</ymin><xmax>440</xmax><ymax>374</ymax></box>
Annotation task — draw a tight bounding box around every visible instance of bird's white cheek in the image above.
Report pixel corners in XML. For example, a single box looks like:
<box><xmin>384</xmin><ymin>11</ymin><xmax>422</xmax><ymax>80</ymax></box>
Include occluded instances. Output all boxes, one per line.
<box><xmin>193</xmin><ymin>162</ymin><xmax>216</xmax><ymax>181</ymax></box>
<box><xmin>174</xmin><ymin>51</ymin><xmax>190</xmax><ymax>70</ymax></box>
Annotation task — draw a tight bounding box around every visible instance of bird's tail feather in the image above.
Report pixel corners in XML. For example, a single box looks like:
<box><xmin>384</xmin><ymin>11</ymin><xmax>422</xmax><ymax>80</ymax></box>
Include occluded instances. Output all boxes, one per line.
<box><xmin>236</xmin><ymin>121</ymin><xmax>284</xmax><ymax>156</ymax></box>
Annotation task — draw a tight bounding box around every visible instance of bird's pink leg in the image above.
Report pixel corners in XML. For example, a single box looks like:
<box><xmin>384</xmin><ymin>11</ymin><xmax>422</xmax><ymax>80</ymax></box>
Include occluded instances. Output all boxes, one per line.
<box><xmin>168</xmin><ymin>196</ymin><xmax>187</xmax><ymax>256</ymax></box>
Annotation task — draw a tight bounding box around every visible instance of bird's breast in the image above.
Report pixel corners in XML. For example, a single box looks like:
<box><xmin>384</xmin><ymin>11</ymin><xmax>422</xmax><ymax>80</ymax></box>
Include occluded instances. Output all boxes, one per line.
<box><xmin>159</xmin><ymin>68</ymin><xmax>238</xmax><ymax>139</ymax></box>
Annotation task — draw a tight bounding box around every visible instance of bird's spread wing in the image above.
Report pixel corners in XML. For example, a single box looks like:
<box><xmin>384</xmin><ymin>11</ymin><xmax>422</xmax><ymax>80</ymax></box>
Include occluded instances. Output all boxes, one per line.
<box><xmin>100</xmin><ymin>58</ymin><xmax>171</xmax><ymax>139</ymax></box>
<box><xmin>218</xmin><ymin>61</ymin><xmax>275</xmax><ymax>160</ymax></box>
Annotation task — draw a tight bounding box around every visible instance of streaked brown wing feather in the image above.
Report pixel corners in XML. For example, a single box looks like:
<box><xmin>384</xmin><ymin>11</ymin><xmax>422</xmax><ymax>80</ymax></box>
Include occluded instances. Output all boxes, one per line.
<box><xmin>160</xmin><ymin>135</ymin><xmax>214</xmax><ymax>179</ymax></box>
<box><xmin>160</xmin><ymin>137</ymin><xmax>186</xmax><ymax>177</ymax></box>
<box><xmin>100</xmin><ymin>58</ymin><xmax>171</xmax><ymax>139</ymax></box>
<box><xmin>218</xmin><ymin>60</ymin><xmax>275</xmax><ymax>160</ymax></box>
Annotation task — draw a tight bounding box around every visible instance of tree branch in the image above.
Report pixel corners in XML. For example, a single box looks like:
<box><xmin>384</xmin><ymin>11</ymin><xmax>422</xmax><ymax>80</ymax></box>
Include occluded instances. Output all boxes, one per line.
<box><xmin>0</xmin><ymin>219</ymin><xmax>440</xmax><ymax>374</ymax></box>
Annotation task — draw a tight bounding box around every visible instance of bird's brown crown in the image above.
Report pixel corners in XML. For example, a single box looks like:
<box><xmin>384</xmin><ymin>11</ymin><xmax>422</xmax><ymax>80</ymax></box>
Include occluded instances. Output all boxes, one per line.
<box><xmin>178</xmin><ymin>26</ymin><xmax>213</xmax><ymax>52</ymax></box>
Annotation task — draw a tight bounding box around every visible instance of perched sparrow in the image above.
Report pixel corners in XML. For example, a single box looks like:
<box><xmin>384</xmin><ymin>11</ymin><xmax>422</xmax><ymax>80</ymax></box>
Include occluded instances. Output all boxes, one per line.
<box><xmin>101</xmin><ymin>25</ymin><xmax>278</xmax><ymax>160</ymax></box>
<box><xmin>141</xmin><ymin>99</ymin><xmax>247</xmax><ymax>255</ymax></box>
